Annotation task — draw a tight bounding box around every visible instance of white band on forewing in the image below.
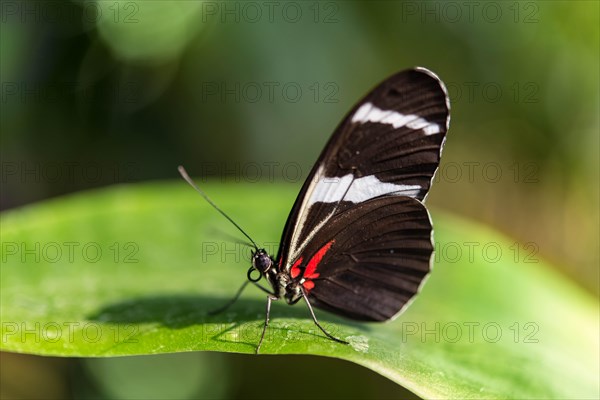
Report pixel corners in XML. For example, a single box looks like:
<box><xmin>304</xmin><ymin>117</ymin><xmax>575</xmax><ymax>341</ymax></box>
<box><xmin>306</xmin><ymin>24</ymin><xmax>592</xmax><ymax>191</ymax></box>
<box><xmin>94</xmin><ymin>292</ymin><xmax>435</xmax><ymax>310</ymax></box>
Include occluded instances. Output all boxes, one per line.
<box><xmin>351</xmin><ymin>102</ymin><xmax>441</xmax><ymax>135</ymax></box>
<box><xmin>288</xmin><ymin>166</ymin><xmax>423</xmax><ymax>264</ymax></box>
<box><xmin>309</xmin><ymin>173</ymin><xmax>421</xmax><ymax>205</ymax></box>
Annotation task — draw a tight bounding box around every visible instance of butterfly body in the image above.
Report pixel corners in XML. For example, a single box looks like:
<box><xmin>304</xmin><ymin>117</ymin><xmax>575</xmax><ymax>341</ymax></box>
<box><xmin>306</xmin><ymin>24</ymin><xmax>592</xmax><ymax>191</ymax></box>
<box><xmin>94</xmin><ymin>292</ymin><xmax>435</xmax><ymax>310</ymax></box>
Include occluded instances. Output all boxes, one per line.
<box><xmin>251</xmin><ymin>250</ymin><xmax>306</xmax><ymax>305</ymax></box>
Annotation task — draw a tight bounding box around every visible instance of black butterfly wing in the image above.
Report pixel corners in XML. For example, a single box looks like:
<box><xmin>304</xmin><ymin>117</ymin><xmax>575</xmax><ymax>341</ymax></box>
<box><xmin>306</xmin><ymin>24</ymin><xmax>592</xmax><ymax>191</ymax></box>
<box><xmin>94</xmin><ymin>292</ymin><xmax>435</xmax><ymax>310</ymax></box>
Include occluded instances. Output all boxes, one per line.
<box><xmin>291</xmin><ymin>196</ymin><xmax>432</xmax><ymax>321</ymax></box>
<box><xmin>277</xmin><ymin>67</ymin><xmax>450</xmax><ymax>278</ymax></box>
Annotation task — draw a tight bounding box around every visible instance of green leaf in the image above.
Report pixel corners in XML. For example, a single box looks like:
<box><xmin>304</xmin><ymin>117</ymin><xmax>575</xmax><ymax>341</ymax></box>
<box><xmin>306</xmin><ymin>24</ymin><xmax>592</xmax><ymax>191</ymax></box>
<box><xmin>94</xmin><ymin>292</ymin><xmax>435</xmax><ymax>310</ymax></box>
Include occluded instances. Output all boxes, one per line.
<box><xmin>1</xmin><ymin>183</ymin><xmax>598</xmax><ymax>399</ymax></box>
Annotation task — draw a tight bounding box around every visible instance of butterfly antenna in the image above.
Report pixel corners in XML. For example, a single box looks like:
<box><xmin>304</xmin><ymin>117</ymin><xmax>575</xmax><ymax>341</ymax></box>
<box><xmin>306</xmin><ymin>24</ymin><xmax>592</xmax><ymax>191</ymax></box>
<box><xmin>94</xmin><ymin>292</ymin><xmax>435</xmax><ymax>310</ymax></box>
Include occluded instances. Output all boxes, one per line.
<box><xmin>209</xmin><ymin>229</ymin><xmax>256</xmax><ymax>249</ymax></box>
<box><xmin>178</xmin><ymin>166</ymin><xmax>260</xmax><ymax>251</ymax></box>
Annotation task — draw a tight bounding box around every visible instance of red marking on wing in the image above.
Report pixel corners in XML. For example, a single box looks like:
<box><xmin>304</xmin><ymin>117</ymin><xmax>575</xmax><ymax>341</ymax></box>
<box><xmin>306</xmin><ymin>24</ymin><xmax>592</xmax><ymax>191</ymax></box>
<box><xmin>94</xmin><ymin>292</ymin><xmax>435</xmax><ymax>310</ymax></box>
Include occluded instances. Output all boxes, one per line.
<box><xmin>302</xmin><ymin>280</ymin><xmax>315</xmax><ymax>291</ymax></box>
<box><xmin>290</xmin><ymin>257</ymin><xmax>303</xmax><ymax>279</ymax></box>
<box><xmin>304</xmin><ymin>240</ymin><xmax>334</xmax><ymax>279</ymax></box>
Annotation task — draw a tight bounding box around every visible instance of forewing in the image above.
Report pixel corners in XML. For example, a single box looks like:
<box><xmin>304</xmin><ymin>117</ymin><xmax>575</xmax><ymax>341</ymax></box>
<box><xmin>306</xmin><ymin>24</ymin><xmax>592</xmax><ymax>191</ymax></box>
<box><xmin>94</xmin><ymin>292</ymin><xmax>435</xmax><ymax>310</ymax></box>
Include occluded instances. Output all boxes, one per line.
<box><xmin>278</xmin><ymin>67</ymin><xmax>449</xmax><ymax>270</ymax></box>
<box><xmin>290</xmin><ymin>196</ymin><xmax>433</xmax><ymax>321</ymax></box>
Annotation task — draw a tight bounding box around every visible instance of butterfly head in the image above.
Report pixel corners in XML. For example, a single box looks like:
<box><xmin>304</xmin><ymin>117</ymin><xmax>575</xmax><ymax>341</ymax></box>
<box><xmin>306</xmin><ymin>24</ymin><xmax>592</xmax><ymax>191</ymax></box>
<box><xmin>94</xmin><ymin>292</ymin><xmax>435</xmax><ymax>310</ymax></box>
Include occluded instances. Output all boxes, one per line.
<box><xmin>251</xmin><ymin>249</ymin><xmax>273</xmax><ymax>274</ymax></box>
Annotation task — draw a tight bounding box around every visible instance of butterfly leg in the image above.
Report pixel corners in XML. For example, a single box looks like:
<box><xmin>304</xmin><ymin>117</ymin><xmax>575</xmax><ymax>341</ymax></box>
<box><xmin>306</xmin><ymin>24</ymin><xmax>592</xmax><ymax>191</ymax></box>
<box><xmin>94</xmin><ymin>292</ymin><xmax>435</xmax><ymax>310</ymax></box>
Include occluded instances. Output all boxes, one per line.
<box><xmin>252</xmin><ymin>282</ymin><xmax>276</xmax><ymax>295</ymax></box>
<box><xmin>208</xmin><ymin>281</ymin><xmax>250</xmax><ymax>315</ymax></box>
<box><xmin>209</xmin><ymin>280</ymin><xmax>276</xmax><ymax>316</ymax></box>
<box><xmin>256</xmin><ymin>295</ymin><xmax>278</xmax><ymax>354</ymax></box>
<box><xmin>302</xmin><ymin>292</ymin><xmax>348</xmax><ymax>345</ymax></box>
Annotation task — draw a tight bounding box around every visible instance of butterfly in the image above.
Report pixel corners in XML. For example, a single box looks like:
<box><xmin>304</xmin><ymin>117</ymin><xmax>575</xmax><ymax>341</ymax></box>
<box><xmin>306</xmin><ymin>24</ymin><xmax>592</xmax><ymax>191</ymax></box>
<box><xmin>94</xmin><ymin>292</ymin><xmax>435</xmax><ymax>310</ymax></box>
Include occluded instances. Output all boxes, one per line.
<box><xmin>179</xmin><ymin>67</ymin><xmax>450</xmax><ymax>353</ymax></box>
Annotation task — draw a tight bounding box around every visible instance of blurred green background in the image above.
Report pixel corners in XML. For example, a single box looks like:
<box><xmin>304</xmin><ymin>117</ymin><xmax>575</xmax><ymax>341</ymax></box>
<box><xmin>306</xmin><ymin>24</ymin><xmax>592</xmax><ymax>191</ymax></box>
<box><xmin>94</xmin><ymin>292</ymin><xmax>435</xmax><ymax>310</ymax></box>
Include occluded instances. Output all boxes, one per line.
<box><xmin>1</xmin><ymin>0</ymin><xmax>598</xmax><ymax>399</ymax></box>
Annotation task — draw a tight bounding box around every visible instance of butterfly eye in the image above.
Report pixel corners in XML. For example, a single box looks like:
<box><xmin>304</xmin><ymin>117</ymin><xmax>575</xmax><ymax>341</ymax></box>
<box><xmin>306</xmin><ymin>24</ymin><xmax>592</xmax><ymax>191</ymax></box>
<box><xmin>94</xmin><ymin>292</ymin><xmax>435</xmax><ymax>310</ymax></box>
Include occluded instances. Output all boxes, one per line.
<box><xmin>252</xmin><ymin>251</ymin><xmax>272</xmax><ymax>273</ymax></box>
